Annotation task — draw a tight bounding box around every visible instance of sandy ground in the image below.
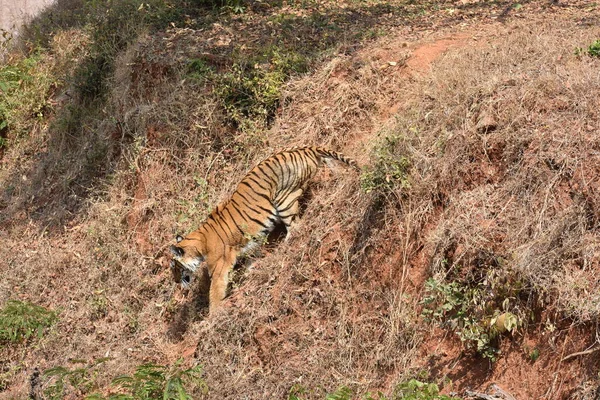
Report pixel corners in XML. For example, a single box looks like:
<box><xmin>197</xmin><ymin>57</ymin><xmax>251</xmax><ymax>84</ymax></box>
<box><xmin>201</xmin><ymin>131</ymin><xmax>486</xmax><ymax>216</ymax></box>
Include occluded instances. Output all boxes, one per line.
<box><xmin>0</xmin><ymin>0</ymin><xmax>54</xmax><ymax>37</ymax></box>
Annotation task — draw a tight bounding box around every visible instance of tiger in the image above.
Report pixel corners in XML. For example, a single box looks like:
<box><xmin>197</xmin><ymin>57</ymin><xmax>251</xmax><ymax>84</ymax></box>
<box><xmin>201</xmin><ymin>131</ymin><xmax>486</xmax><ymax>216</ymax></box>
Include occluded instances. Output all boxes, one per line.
<box><xmin>169</xmin><ymin>146</ymin><xmax>358</xmax><ymax>314</ymax></box>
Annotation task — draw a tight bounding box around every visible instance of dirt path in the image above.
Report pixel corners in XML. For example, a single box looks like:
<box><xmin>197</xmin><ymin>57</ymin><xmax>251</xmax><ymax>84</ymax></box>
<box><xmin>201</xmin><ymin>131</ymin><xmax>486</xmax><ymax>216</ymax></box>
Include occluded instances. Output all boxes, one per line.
<box><xmin>0</xmin><ymin>0</ymin><xmax>54</xmax><ymax>36</ymax></box>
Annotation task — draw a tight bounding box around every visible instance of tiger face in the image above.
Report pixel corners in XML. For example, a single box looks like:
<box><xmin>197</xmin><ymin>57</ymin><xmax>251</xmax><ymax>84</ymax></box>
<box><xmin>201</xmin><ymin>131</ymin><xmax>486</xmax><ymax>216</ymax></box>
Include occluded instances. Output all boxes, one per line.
<box><xmin>170</xmin><ymin>235</ymin><xmax>205</xmax><ymax>288</ymax></box>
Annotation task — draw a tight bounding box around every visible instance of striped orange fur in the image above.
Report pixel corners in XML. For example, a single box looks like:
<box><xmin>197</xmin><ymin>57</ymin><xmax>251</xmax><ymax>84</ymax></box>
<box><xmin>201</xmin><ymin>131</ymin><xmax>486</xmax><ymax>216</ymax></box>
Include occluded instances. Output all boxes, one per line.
<box><xmin>170</xmin><ymin>146</ymin><xmax>358</xmax><ymax>314</ymax></box>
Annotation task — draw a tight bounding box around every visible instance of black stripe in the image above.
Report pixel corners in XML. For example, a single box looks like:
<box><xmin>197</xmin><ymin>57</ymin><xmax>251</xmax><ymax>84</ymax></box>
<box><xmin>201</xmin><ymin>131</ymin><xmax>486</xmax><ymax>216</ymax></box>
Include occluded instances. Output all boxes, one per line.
<box><xmin>296</xmin><ymin>150</ymin><xmax>308</xmax><ymax>184</ymax></box>
<box><xmin>254</xmin><ymin>165</ymin><xmax>277</xmax><ymax>186</ymax></box>
<box><xmin>239</xmin><ymin>181</ymin><xmax>269</xmax><ymax>202</ymax></box>
<box><xmin>263</xmin><ymin>161</ymin><xmax>280</xmax><ymax>183</ymax></box>
<box><xmin>217</xmin><ymin>209</ymin><xmax>236</xmax><ymax>238</ymax></box>
<box><xmin>229</xmin><ymin>198</ymin><xmax>268</xmax><ymax>228</ymax></box>
<box><xmin>246</xmin><ymin>174</ymin><xmax>271</xmax><ymax>193</ymax></box>
<box><xmin>268</xmin><ymin>158</ymin><xmax>285</xmax><ymax>186</ymax></box>
<box><xmin>281</xmin><ymin>154</ymin><xmax>292</xmax><ymax>188</ymax></box>
<box><xmin>270</xmin><ymin>158</ymin><xmax>286</xmax><ymax>193</ymax></box>
<box><xmin>239</xmin><ymin>181</ymin><xmax>273</xmax><ymax>203</ymax></box>
<box><xmin>236</xmin><ymin>191</ymin><xmax>274</xmax><ymax>216</ymax></box>
<box><xmin>308</xmin><ymin>147</ymin><xmax>320</xmax><ymax>163</ymax></box>
<box><xmin>223</xmin><ymin>207</ymin><xmax>245</xmax><ymax>236</ymax></box>
<box><xmin>227</xmin><ymin>200</ymin><xmax>251</xmax><ymax>228</ymax></box>
<box><xmin>289</xmin><ymin>151</ymin><xmax>300</xmax><ymax>186</ymax></box>
<box><xmin>211</xmin><ymin>206</ymin><xmax>233</xmax><ymax>237</ymax></box>
<box><xmin>205</xmin><ymin>219</ymin><xmax>225</xmax><ymax>242</ymax></box>
<box><xmin>296</xmin><ymin>150</ymin><xmax>308</xmax><ymax>183</ymax></box>
<box><xmin>278</xmin><ymin>199</ymin><xmax>298</xmax><ymax>214</ymax></box>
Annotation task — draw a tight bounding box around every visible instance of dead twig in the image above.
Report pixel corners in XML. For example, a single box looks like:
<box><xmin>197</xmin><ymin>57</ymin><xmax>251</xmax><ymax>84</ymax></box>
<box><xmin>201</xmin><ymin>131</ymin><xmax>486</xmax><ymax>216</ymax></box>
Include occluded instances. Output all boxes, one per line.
<box><xmin>561</xmin><ymin>346</ymin><xmax>600</xmax><ymax>362</ymax></box>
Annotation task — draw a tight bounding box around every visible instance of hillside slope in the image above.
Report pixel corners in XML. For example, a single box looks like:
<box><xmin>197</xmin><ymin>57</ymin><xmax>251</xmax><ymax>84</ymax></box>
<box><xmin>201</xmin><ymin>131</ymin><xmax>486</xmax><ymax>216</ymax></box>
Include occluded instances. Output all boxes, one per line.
<box><xmin>1</xmin><ymin>1</ymin><xmax>600</xmax><ymax>399</ymax></box>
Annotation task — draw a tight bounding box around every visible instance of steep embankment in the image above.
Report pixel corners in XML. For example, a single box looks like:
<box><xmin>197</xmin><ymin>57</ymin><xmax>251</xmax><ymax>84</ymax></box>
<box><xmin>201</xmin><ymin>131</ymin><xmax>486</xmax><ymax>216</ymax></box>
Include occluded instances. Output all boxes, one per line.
<box><xmin>1</xmin><ymin>1</ymin><xmax>600</xmax><ymax>399</ymax></box>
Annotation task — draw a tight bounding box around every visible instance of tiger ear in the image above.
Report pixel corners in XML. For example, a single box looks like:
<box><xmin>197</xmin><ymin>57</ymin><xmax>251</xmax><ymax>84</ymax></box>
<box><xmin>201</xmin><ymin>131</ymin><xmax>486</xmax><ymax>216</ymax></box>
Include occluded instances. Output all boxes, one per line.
<box><xmin>170</xmin><ymin>245</ymin><xmax>184</xmax><ymax>257</ymax></box>
<box><xmin>176</xmin><ymin>235</ymin><xmax>183</xmax><ymax>243</ymax></box>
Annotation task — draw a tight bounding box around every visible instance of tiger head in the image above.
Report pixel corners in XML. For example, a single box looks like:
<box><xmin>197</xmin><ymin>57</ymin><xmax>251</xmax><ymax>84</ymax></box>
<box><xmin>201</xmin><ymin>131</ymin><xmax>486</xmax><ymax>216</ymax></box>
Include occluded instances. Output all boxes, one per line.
<box><xmin>169</xmin><ymin>234</ymin><xmax>206</xmax><ymax>288</ymax></box>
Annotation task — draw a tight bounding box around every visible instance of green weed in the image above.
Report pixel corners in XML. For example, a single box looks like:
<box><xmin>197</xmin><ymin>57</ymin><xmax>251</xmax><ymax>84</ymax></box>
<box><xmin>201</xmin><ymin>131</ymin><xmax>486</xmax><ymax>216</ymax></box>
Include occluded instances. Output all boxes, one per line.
<box><xmin>289</xmin><ymin>381</ymin><xmax>458</xmax><ymax>400</ymax></box>
<box><xmin>216</xmin><ymin>48</ymin><xmax>308</xmax><ymax>131</ymax></box>
<box><xmin>361</xmin><ymin>134</ymin><xmax>411</xmax><ymax>194</ymax></box>
<box><xmin>43</xmin><ymin>358</ymin><xmax>207</xmax><ymax>400</ymax></box>
<box><xmin>0</xmin><ymin>52</ymin><xmax>55</xmax><ymax>143</ymax></box>
<box><xmin>587</xmin><ymin>39</ymin><xmax>600</xmax><ymax>57</ymax></box>
<box><xmin>421</xmin><ymin>274</ymin><xmax>521</xmax><ymax>361</ymax></box>
<box><xmin>326</xmin><ymin>386</ymin><xmax>353</xmax><ymax>400</ymax></box>
<box><xmin>43</xmin><ymin>358</ymin><xmax>111</xmax><ymax>400</ymax></box>
<box><xmin>575</xmin><ymin>39</ymin><xmax>600</xmax><ymax>58</ymax></box>
<box><xmin>0</xmin><ymin>300</ymin><xmax>57</xmax><ymax>344</ymax></box>
<box><xmin>96</xmin><ymin>359</ymin><xmax>207</xmax><ymax>400</ymax></box>
<box><xmin>390</xmin><ymin>379</ymin><xmax>459</xmax><ymax>400</ymax></box>
<box><xmin>187</xmin><ymin>58</ymin><xmax>215</xmax><ymax>82</ymax></box>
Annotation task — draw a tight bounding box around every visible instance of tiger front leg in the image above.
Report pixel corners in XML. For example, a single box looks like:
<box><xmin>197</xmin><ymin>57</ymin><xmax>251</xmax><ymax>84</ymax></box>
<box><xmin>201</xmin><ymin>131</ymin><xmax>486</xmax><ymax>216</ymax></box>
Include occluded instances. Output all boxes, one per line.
<box><xmin>208</xmin><ymin>248</ymin><xmax>236</xmax><ymax>314</ymax></box>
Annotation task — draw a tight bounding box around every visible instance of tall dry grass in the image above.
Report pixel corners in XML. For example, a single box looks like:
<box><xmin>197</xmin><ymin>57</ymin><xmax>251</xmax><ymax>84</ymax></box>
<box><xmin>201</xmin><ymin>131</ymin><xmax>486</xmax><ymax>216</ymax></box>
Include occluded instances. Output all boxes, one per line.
<box><xmin>388</xmin><ymin>20</ymin><xmax>600</xmax><ymax>322</ymax></box>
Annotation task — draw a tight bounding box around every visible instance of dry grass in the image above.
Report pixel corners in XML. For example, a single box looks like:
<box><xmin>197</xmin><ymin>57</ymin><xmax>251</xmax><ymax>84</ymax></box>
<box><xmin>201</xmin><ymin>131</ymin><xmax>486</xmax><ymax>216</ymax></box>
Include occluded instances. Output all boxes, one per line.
<box><xmin>2</xmin><ymin>1</ymin><xmax>600</xmax><ymax>399</ymax></box>
<box><xmin>400</xmin><ymin>20</ymin><xmax>600</xmax><ymax>321</ymax></box>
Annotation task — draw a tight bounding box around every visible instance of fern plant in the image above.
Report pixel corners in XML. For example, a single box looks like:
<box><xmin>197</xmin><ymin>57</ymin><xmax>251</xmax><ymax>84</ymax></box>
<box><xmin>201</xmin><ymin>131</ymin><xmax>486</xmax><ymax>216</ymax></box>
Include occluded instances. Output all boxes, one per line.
<box><xmin>43</xmin><ymin>358</ymin><xmax>111</xmax><ymax>400</ymax></box>
<box><xmin>99</xmin><ymin>359</ymin><xmax>207</xmax><ymax>400</ymax></box>
<box><xmin>0</xmin><ymin>300</ymin><xmax>57</xmax><ymax>344</ymax></box>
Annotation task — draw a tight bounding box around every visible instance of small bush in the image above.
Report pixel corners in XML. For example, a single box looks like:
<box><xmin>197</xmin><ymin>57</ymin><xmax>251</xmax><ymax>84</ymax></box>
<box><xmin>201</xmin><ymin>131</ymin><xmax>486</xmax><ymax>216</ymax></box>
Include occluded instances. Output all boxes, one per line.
<box><xmin>0</xmin><ymin>53</ymin><xmax>56</xmax><ymax>142</ymax></box>
<box><xmin>361</xmin><ymin>134</ymin><xmax>411</xmax><ymax>194</ymax></box>
<box><xmin>587</xmin><ymin>39</ymin><xmax>600</xmax><ymax>57</ymax></box>
<box><xmin>421</xmin><ymin>273</ymin><xmax>521</xmax><ymax>361</ymax></box>
<box><xmin>43</xmin><ymin>358</ymin><xmax>111</xmax><ymax>400</ymax></box>
<box><xmin>43</xmin><ymin>358</ymin><xmax>207</xmax><ymax>400</ymax></box>
<box><xmin>217</xmin><ymin>48</ymin><xmax>309</xmax><ymax>130</ymax></box>
<box><xmin>95</xmin><ymin>359</ymin><xmax>207</xmax><ymax>400</ymax></box>
<box><xmin>288</xmin><ymin>381</ymin><xmax>459</xmax><ymax>400</ymax></box>
<box><xmin>390</xmin><ymin>379</ymin><xmax>459</xmax><ymax>400</ymax></box>
<box><xmin>0</xmin><ymin>300</ymin><xmax>57</xmax><ymax>344</ymax></box>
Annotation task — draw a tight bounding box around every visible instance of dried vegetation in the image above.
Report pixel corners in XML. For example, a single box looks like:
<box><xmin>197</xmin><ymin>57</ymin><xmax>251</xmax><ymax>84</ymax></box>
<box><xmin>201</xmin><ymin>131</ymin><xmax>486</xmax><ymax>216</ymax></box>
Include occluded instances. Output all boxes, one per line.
<box><xmin>1</xmin><ymin>0</ymin><xmax>600</xmax><ymax>399</ymax></box>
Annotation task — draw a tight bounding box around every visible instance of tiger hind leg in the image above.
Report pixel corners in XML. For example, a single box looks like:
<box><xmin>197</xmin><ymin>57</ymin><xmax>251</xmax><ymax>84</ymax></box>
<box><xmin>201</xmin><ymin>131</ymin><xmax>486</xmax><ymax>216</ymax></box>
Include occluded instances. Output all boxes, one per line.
<box><xmin>277</xmin><ymin>189</ymin><xmax>303</xmax><ymax>240</ymax></box>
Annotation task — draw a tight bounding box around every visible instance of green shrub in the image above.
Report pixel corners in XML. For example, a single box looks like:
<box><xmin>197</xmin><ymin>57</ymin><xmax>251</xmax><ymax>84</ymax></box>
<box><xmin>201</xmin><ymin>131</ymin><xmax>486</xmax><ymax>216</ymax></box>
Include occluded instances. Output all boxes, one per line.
<box><xmin>0</xmin><ymin>53</ymin><xmax>55</xmax><ymax>143</ymax></box>
<box><xmin>575</xmin><ymin>39</ymin><xmax>600</xmax><ymax>58</ymax></box>
<box><xmin>587</xmin><ymin>39</ymin><xmax>600</xmax><ymax>57</ymax></box>
<box><xmin>217</xmin><ymin>48</ymin><xmax>308</xmax><ymax>130</ymax></box>
<box><xmin>43</xmin><ymin>358</ymin><xmax>111</xmax><ymax>400</ymax></box>
<box><xmin>326</xmin><ymin>386</ymin><xmax>353</xmax><ymax>400</ymax></box>
<box><xmin>43</xmin><ymin>358</ymin><xmax>207</xmax><ymax>400</ymax></box>
<box><xmin>0</xmin><ymin>300</ymin><xmax>57</xmax><ymax>344</ymax></box>
<box><xmin>390</xmin><ymin>379</ymin><xmax>459</xmax><ymax>400</ymax></box>
<box><xmin>90</xmin><ymin>359</ymin><xmax>207</xmax><ymax>400</ymax></box>
<box><xmin>421</xmin><ymin>275</ymin><xmax>520</xmax><ymax>361</ymax></box>
<box><xmin>361</xmin><ymin>135</ymin><xmax>411</xmax><ymax>194</ymax></box>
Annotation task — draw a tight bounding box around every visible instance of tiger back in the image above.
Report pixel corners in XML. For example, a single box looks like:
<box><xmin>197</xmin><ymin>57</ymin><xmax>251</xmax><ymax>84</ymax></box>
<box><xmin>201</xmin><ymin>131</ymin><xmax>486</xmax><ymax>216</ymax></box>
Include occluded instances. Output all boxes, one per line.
<box><xmin>170</xmin><ymin>146</ymin><xmax>358</xmax><ymax>314</ymax></box>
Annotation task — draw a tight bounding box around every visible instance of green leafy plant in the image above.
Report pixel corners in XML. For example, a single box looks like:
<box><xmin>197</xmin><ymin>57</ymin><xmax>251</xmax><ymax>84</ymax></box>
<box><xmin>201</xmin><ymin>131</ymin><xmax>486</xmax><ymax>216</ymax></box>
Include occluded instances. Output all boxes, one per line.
<box><xmin>0</xmin><ymin>53</ymin><xmax>55</xmax><ymax>143</ymax></box>
<box><xmin>290</xmin><ymin>380</ymin><xmax>459</xmax><ymax>400</ymax></box>
<box><xmin>43</xmin><ymin>358</ymin><xmax>111</xmax><ymax>400</ymax></box>
<box><xmin>102</xmin><ymin>359</ymin><xmax>207</xmax><ymax>400</ymax></box>
<box><xmin>288</xmin><ymin>384</ymin><xmax>309</xmax><ymax>400</ymax></box>
<box><xmin>361</xmin><ymin>135</ymin><xmax>411</xmax><ymax>194</ymax></box>
<box><xmin>587</xmin><ymin>39</ymin><xmax>600</xmax><ymax>57</ymax></box>
<box><xmin>44</xmin><ymin>358</ymin><xmax>207</xmax><ymax>400</ymax></box>
<box><xmin>0</xmin><ymin>300</ymin><xmax>57</xmax><ymax>344</ymax></box>
<box><xmin>216</xmin><ymin>48</ymin><xmax>308</xmax><ymax>131</ymax></box>
<box><xmin>421</xmin><ymin>275</ymin><xmax>520</xmax><ymax>361</ymax></box>
<box><xmin>326</xmin><ymin>386</ymin><xmax>353</xmax><ymax>400</ymax></box>
<box><xmin>575</xmin><ymin>39</ymin><xmax>600</xmax><ymax>58</ymax></box>
<box><xmin>391</xmin><ymin>379</ymin><xmax>459</xmax><ymax>400</ymax></box>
